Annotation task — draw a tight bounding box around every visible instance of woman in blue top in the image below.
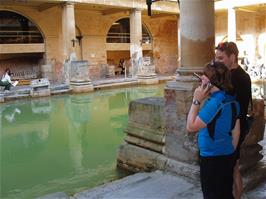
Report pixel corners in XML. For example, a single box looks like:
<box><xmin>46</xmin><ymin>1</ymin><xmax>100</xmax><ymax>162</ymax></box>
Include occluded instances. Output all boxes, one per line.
<box><xmin>187</xmin><ymin>61</ymin><xmax>240</xmax><ymax>199</ymax></box>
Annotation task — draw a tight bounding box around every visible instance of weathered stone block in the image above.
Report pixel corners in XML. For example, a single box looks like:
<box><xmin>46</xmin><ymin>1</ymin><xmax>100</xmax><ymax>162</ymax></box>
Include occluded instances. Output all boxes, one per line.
<box><xmin>30</xmin><ymin>78</ymin><xmax>51</xmax><ymax>97</ymax></box>
<box><xmin>128</xmin><ymin>97</ymin><xmax>164</xmax><ymax>130</ymax></box>
<box><xmin>164</xmin><ymin>81</ymin><xmax>199</xmax><ymax>163</ymax></box>
<box><xmin>125</xmin><ymin>124</ymin><xmax>165</xmax><ymax>143</ymax></box>
<box><xmin>242</xmin><ymin>99</ymin><xmax>265</xmax><ymax>147</ymax></box>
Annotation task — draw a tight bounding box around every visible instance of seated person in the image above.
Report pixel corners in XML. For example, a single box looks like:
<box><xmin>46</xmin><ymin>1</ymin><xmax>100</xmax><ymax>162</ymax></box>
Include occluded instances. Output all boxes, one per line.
<box><xmin>118</xmin><ymin>59</ymin><xmax>125</xmax><ymax>75</ymax></box>
<box><xmin>0</xmin><ymin>68</ymin><xmax>18</xmax><ymax>91</ymax></box>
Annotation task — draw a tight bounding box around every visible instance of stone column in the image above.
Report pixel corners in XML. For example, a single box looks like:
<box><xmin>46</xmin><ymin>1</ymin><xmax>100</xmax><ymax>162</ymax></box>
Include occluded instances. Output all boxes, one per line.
<box><xmin>227</xmin><ymin>7</ymin><xmax>236</xmax><ymax>42</ymax></box>
<box><xmin>165</xmin><ymin>0</ymin><xmax>215</xmax><ymax>163</ymax></box>
<box><xmin>62</xmin><ymin>2</ymin><xmax>77</xmax><ymax>62</ymax></box>
<box><xmin>130</xmin><ymin>8</ymin><xmax>143</xmax><ymax>77</ymax></box>
<box><xmin>177</xmin><ymin>16</ymin><xmax>181</xmax><ymax>67</ymax></box>
<box><xmin>177</xmin><ymin>0</ymin><xmax>214</xmax><ymax>76</ymax></box>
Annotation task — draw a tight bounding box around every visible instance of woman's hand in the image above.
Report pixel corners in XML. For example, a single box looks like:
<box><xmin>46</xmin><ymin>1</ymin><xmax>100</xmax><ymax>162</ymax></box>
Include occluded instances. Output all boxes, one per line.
<box><xmin>193</xmin><ymin>83</ymin><xmax>211</xmax><ymax>102</ymax></box>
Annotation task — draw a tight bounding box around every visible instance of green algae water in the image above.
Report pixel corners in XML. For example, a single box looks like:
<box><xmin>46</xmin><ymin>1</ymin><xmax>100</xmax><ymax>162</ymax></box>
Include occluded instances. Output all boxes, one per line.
<box><xmin>0</xmin><ymin>84</ymin><xmax>165</xmax><ymax>199</ymax></box>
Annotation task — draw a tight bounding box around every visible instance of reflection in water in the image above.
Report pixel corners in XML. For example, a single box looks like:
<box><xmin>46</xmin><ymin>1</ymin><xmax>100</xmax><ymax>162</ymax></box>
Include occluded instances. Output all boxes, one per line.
<box><xmin>4</xmin><ymin>108</ymin><xmax>21</xmax><ymax>123</ymax></box>
<box><xmin>0</xmin><ymin>84</ymin><xmax>164</xmax><ymax>199</ymax></box>
<box><xmin>65</xmin><ymin>95</ymin><xmax>92</xmax><ymax>123</ymax></box>
<box><xmin>65</xmin><ymin>95</ymin><xmax>93</xmax><ymax>173</ymax></box>
<box><xmin>31</xmin><ymin>98</ymin><xmax>51</xmax><ymax>114</ymax></box>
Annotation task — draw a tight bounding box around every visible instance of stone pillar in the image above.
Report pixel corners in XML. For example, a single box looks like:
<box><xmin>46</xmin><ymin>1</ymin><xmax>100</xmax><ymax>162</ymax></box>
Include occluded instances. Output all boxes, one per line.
<box><xmin>62</xmin><ymin>2</ymin><xmax>77</xmax><ymax>62</ymax></box>
<box><xmin>177</xmin><ymin>0</ymin><xmax>214</xmax><ymax>76</ymax></box>
<box><xmin>177</xmin><ymin>16</ymin><xmax>181</xmax><ymax>67</ymax></box>
<box><xmin>227</xmin><ymin>7</ymin><xmax>236</xmax><ymax>42</ymax></box>
<box><xmin>70</xmin><ymin>61</ymin><xmax>93</xmax><ymax>93</ymax></box>
<box><xmin>130</xmin><ymin>9</ymin><xmax>143</xmax><ymax>77</ymax></box>
<box><xmin>164</xmin><ymin>0</ymin><xmax>215</xmax><ymax>163</ymax></box>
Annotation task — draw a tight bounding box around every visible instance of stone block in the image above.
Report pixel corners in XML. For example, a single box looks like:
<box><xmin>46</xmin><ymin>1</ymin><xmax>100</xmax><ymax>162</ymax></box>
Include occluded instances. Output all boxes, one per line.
<box><xmin>30</xmin><ymin>78</ymin><xmax>50</xmax><ymax>97</ymax></box>
<box><xmin>242</xmin><ymin>99</ymin><xmax>265</xmax><ymax>147</ymax></box>
<box><xmin>164</xmin><ymin>81</ymin><xmax>199</xmax><ymax>163</ymax></box>
<box><xmin>125</xmin><ymin>124</ymin><xmax>165</xmax><ymax>143</ymax></box>
<box><xmin>165</xmin><ymin>133</ymin><xmax>199</xmax><ymax>164</ymax></box>
<box><xmin>70</xmin><ymin>81</ymin><xmax>94</xmax><ymax>93</ymax></box>
<box><xmin>70</xmin><ymin>61</ymin><xmax>90</xmax><ymax>82</ymax></box>
<box><xmin>128</xmin><ymin>97</ymin><xmax>164</xmax><ymax>130</ymax></box>
<box><xmin>117</xmin><ymin>143</ymin><xmax>164</xmax><ymax>172</ymax></box>
<box><xmin>30</xmin><ymin>78</ymin><xmax>50</xmax><ymax>88</ymax></box>
<box><xmin>137</xmin><ymin>77</ymin><xmax>159</xmax><ymax>85</ymax></box>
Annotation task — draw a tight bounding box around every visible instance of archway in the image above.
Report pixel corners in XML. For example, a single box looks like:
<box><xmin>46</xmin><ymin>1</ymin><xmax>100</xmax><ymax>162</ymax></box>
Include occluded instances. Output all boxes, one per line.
<box><xmin>106</xmin><ymin>18</ymin><xmax>152</xmax><ymax>77</ymax></box>
<box><xmin>0</xmin><ymin>10</ymin><xmax>45</xmax><ymax>82</ymax></box>
<box><xmin>75</xmin><ymin>26</ymin><xmax>83</xmax><ymax>60</ymax></box>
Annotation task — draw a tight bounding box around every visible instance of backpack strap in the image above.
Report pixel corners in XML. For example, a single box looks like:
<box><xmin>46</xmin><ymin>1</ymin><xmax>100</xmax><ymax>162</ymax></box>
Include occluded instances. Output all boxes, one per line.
<box><xmin>230</xmin><ymin>103</ymin><xmax>237</xmax><ymax>130</ymax></box>
<box><xmin>207</xmin><ymin>109</ymin><xmax>222</xmax><ymax>140</ymax></box>
<box><xmin>207</xmin><ymin>101</ymin><xmax>238</xmax><ymax>140</ymax></box>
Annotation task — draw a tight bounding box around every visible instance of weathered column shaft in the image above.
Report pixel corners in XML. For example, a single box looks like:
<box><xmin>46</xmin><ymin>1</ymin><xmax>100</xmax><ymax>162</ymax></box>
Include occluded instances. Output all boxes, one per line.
<box><xmin>227</xmin><ymin>7</ymin><xmax>236</xmax><ymax>42</ymax></box>
<box><xmin>177</xmin><ymin>16</ymin><xmax>181</xmax><ymax>67</ymax></box>
<box><xmin>130</xmin><ymin>8</ymin><xmax>143</xmax><ymax>75</ymax></box>
<box><xmin>62</xmin><ymin>3</ymin><xmax>76</xmax><ymax>61</ymax></box>
<box><xmin>180</xmin><ymin>0</ymin><xmax>214</xmax><ymax>70</ymax></box>
<box><xmin>167</xmin><ymin>0</ymin><xmax>215</xmax><ymax>163</ymax></box>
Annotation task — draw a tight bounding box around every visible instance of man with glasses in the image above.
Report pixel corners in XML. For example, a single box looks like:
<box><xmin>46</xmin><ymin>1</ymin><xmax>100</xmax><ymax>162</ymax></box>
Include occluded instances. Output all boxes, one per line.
<box><xmin>215</xmin><ymin>41</ymin><xmax>251</xmax><ymax>199</ymax></box>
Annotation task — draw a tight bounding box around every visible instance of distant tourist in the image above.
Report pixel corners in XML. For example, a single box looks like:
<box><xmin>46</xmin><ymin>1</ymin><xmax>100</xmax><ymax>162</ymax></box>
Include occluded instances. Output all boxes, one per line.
<box><xmin>240</xmin><ymin>51</ymin><xmax>250</xmax><ymax>71</ymax></box>
<box><xmin>186</xmin><ymin>61</ymin><xmax>240</xmax><ymax>199</ymax></box>
<box><xmin>0</xmin><ymin>68</ymin><xmax>18</xmax><ymax>91</ymax></box>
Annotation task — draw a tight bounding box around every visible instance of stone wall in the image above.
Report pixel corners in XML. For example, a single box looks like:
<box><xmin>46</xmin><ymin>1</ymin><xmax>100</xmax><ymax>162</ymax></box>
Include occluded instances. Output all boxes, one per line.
<box><xmin>215</xmin><ymin>10</ymin><xmax>266</xmax><ymax>61</ymax></box>
<box><xmin>1</xmin><ymin>4</ymin><xmax>265</xmax><ymax>79</ymax></box>
<box><xmin>0</xmin><ymin>5</ymin><xmax>178</xmax><ymax>78</ymax></box>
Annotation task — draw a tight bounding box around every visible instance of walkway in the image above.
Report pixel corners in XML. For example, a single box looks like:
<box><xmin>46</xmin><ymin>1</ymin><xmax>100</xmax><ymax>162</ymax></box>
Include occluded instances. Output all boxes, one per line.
<box><xmin>38</xmin><ymin>170</ymin><xmax>266</xmax><ymax>199</ymax></box>
<box><xmin>0</xmin><ymin>75</ymin><xmax>174</xmax><ymax>102</ymax></box>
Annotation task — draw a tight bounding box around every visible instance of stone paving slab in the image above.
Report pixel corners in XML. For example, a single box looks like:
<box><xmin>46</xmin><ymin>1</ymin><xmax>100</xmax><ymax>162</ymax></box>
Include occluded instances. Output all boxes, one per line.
<box><xmin>73</xmin><ymin>171</ymin><xmax>202</xmax><ymax>199</ymax></box>
<box><xmin>37</xmin><ymin>170</ymin><xmax>266</xmax><ymax>199</ymax></box>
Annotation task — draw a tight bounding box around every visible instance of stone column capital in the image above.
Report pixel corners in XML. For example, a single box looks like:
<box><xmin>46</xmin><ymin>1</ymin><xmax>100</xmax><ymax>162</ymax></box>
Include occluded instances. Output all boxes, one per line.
<box><xmin>63</xmin><ymin>2</ymin><xmax>75</xmax><ymax>7</ymax></box>
<box><xmin>131</xmin><ymin>8</ymin><xmax>142</xmax><ymax>13</ymax></box>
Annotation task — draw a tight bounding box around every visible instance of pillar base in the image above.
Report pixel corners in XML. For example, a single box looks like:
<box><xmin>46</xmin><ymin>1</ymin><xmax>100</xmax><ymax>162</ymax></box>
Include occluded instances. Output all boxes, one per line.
<box><xmin>30</xmin><ymin>90</ymin><xmax>51</xmax><ymax>97</ymax></box>
<box><xmin>70</xmin><ymin>81</ymin><xmax>94</xmax><ymax>93</ymax></box>
<box><xmin>176</xmin><ymin>66</ymin><xmax>203</xmax><ymax>76</ymax></box>
<box><xmin>137</xmin><ymin>74</ymin><xmax>158</xmax><ymax>85</ymax></box>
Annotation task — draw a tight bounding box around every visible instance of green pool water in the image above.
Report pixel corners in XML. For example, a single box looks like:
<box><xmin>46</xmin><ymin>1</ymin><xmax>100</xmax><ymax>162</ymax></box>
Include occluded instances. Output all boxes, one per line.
<box><xmin>0</xmin><ymin>84</ymin><xmax>165</xmax><ymax>199</ymax></box>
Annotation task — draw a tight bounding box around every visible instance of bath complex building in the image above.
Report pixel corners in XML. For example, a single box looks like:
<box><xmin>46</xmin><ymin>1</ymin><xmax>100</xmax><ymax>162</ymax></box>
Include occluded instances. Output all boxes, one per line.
<box><xmin>0</xmin><ymin>0</ymin><xmax>265</xmax><ymax>83</ymax></box>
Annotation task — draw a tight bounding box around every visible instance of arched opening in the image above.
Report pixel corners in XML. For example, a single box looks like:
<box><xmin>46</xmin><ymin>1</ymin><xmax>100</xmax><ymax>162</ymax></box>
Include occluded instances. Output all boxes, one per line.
<box><xmin>106</xmin><ymin>18</ymin><xmax>152</xmax><ymax>77</ymax></box>
<box><xmin>0</xmin><ymin>10</ymin><xmax>45</xmax><ymax>82</ymax></box>
<box><xmin>75</xmin><ymin>26</ymin><xmax>83</xmax><ymax>60</ymax></box>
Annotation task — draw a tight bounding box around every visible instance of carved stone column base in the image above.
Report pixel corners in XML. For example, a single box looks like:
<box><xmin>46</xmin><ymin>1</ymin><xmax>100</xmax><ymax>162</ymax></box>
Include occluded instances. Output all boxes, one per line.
<box><xmin>137</xmin><ymin>74</ymin><xmax>158</xmax><ymax>85</ymax></box>
<box><xmin>70</xmin><ymin>81</ymin><xmax>94</xmax><ymax>93</ymax></box>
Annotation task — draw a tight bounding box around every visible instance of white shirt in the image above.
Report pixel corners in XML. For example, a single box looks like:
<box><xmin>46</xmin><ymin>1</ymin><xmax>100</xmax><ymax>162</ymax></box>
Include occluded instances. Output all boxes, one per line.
<box><xmin>2</xmin><ymin>73</ymin><xmax>12</xmax><ymax>83</ymax></box>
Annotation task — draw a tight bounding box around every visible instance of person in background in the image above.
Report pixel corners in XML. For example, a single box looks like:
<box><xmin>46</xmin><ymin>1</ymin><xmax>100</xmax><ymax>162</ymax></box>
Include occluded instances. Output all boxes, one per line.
<box><xmin>187</xmin><ymin>61</ymin><xmax>240</xmax><ymax>199</ymax></box>
<box><xmin>0</xmin><ymin>68</ymin><xmax>18</xmax><ymax>91</ymax></box>
<box><xmin>241</xmin><ymin>51</ymin><xmax>249</xmax><ymax>72</ymax></box>
<box><xmin>215</xmin><ymin>41</ymin><xmax>252</xmax><ymax>199</ymax></box>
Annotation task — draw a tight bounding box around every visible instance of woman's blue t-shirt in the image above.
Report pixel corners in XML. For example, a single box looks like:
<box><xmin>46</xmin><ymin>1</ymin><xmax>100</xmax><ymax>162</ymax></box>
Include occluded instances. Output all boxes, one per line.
<box><xmin>198</xmin><ymin>91</ymin><xmax>240</xmax><ymax>157</ymax></box>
